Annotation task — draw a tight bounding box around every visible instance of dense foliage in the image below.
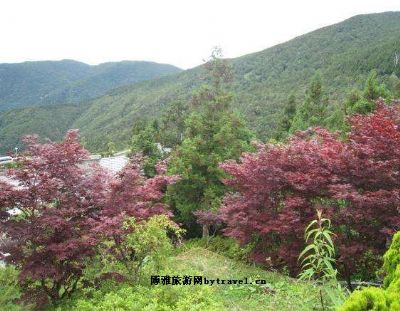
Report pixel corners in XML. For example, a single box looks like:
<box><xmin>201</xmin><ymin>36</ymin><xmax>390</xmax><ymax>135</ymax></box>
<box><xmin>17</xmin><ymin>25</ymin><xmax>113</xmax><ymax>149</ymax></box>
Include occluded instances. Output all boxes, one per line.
<box><xmin>345</xmin><ymin>70</ymin><xmax>392</xmax><ymax>115</ymax></box>
<box><xmin>339</xmin><ymin>231</ymin><xmax>400</xmax><ymax>311</ymax></box>
<box><xmin>219</xmin><ymin>102</ymin><xmax>400</xmax><ymax>284</ymax></box>
<box><xmin>166</xmin><ymin>50</ymin><xmax>253</xmax><ymax>236</ymax></box>
<box><xmin>0</xmin><ymin>132</ymin><xmax>178</xmax><ymax>308</ymax></box>
<box><xmin>0</xmin><ymin>265</ymin><xmax>27</xmax><ymax>310</ymax></box>
<box><xmin>290</xmin><ymin>72</ymin><xmax>328</xmax><ymax>132</ymax></box>
<box><xmin>63</xmin><ymin>282</ymin><xmax>223</xmax><ymax>311</ymax></box>
<box><xmin>0</xmin><ymin>130</ymin><xmax>102</xmax><ymax>305</ymax></box>
<box><xmin>0</xmin><ymin>104</ymin><xmax>86</xmax><ymax>154</ymax></box>
<box><xmin>130</xmin><ymin>121</ymin><xmax>163</xmax><ymax>177</ymax></box>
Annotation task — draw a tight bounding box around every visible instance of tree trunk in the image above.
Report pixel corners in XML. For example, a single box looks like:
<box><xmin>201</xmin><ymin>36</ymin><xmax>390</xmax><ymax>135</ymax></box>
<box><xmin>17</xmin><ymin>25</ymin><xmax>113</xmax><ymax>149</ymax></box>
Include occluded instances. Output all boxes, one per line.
<box><xmin>202</xmin><ymin>224</ymin><xmax>210</xmax><ymax>239</ymax></box>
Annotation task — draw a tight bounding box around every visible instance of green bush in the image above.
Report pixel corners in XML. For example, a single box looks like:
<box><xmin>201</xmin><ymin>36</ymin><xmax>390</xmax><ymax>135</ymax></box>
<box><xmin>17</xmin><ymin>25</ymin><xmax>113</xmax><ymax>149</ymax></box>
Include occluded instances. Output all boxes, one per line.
<box><xmin>83</xmin><ymin>215</ymin><xmax>184</xmax><ymax>285</ymax></box>
<box><xmin>385</xmin><ymin>266</ymin><xmax>400</xmax><ymax>310</ymax></box>
<box><xmin>59</xmin><ymin>283</ymin><xmax>223</xmax><ymax>311</ymax></box>
<box><xmin>383</xmin><ymin>232</ymin><xmax>400</xmax><ymax>287</ymax></box>
<box><xmin>0</xmin><ymin>265</ymin><xmax>27</xmax><ymax>311</ymax></box>
<box><xmin>338</xmin><ymin>287</ymin><xmax>391</xmax><ymax>311</ymax></box>
<box><xmin>339</xmin><ymin>231</ymin><xmax>400</xmax><ymax>311</ymax></box>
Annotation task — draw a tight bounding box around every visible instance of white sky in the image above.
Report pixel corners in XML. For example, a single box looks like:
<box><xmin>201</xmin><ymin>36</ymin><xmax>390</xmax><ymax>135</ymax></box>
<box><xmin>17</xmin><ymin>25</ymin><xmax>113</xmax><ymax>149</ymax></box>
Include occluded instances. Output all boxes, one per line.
<box><xmin>0</xmin><ymin>0</ymin><xmax>398</xmax><ymax>69</ymax></box>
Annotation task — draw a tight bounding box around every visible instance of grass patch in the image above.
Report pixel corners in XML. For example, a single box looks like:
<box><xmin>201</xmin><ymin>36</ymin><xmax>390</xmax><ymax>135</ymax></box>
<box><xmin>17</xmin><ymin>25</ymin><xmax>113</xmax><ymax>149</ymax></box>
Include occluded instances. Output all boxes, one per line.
<box><xmin>170</xmin><ymin>246</ymin><xmax>322</xmax><ymax>310</ymax></box>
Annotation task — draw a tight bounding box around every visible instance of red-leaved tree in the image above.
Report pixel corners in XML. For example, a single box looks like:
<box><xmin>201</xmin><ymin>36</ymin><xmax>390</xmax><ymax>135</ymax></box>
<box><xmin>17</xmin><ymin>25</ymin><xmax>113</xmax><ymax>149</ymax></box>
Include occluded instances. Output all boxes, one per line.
<box><xmin>0</xmin><ymin>133</ymin><xmax>178</xmax><ymax>307</ymax></box>
<box><xmin>331</xmin><ymin>102</ymin><xmax>400</xmax><ymax>283</ymax></box>
<box><xmin>92</xmin><ymin>155</ymin><xmax>179</xmax><ymax>246</ymax></box>
<box><xmin>0</xmin><ymin>130</ymin><xmax>108</xmax><ymax>305</ymax></box>
<box><xmin>220</xmin><ymin>101</ymin><xmax>400</xmax><ymax>283</ymax></box>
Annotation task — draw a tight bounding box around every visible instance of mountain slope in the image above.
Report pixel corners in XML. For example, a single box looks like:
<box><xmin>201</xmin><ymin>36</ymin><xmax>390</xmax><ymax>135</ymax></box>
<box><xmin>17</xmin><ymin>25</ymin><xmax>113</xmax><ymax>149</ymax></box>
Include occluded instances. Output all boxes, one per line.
<box><xmin>1</xmin><ymin>11</ymin><xmax>400</xmax><ymax>153</ymax></box>
<box><xmin>72</xmin><ymin>11</ymin><xmax>400</xmax><ymax>151</ymax></box>
<box><xmin>0</xmin><ymin>104</ymin><xmax>85</xmax><ymax>152</ymax></box>
<box><xmin>0</xmin><ymin>60</ymin><xmax>182</xmax><ymax>110</ymax></box>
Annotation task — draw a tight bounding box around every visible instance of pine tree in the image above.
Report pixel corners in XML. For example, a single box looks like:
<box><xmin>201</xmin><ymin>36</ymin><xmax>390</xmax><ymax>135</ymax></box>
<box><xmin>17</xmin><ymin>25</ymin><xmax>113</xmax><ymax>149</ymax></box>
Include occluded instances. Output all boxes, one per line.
<box><xmin>363</xmin><ymin>69</ymin><xmax>389</xmax><ymax>101</ymax></box>
<box><xmin>274</xmin><ymin>93</ymin><xmax>297</xmax><ymax>139</ymax></box>
<box><xmin>131</xmin><ymin>121</ymin><xmax>162</xmax><ymax>177</ymax></box>
<box><xmin>160</xmin><ymin>100</ymin><xmax>188</xmax><ymax>147</ymax></box>
<box><xmin>290</xmin><ymin>72</ymin><xmax>328</xmax><ymax>132</ymax></box>
<box><xmin>166</xmin><ymin>49</ymin><xmax>253</xmax><ymax>237</ymax></box>
<box><xmin>346</xmin><ymin>70</ymin><xmax>391</xmax><ymax>114</ymax></box>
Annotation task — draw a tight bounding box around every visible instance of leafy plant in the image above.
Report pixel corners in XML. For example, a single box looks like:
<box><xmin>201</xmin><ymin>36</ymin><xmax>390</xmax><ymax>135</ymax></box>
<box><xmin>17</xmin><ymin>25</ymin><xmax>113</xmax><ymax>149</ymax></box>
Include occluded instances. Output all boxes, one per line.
<box><xmin>0</xmin><ymin>265</ymin><xmax>29</xmax><ymax>311</ymax></box>
<box><xmin>57</xmin><ymin>282</ymin><xmax>223</xmax><ymax>311</ymax></box>
<box><xmin>298</xmin><ymin>210</ymin><xmax>337</xmax><ymax>282</ymax></box>
<box><xmin>118</xmin><ymin>215</ymin><xmax>184</xmax><ymax>282</ymax></box>
<box><xmin>298</xmin><ymin>210</ymin><xmax>337</xmax><ymax>310</ymax></box>
<box><xmin>0</xmin><ymin>133</ymin><xmax>179</xmax><ymax>308</ymax></box>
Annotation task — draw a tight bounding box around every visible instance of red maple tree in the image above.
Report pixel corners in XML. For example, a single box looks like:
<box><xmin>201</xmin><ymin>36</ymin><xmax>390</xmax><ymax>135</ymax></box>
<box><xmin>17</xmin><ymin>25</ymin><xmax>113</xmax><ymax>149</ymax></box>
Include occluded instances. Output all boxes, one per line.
<box><xmin>220</xmin><ymin>101</ymin><xmax>400</xmax><ymax>283</ymax></box>
<box><xmin>0</xmin><ymin>132</ymin><xmax>178</xmax><ymax>306</ymax></box>
<box><xmin>92</xmin><ymin>155</ymin><xmax>179</xmax><ymax>246</ymax></box>
<box><xmin>0</xmin><ymin>130</ymin><xmax>103</xmax><ymax>304</ymax></box>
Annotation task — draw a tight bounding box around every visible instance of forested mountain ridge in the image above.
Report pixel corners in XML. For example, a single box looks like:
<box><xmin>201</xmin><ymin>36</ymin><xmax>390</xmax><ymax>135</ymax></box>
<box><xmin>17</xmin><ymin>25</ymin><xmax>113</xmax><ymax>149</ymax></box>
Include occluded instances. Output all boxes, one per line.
<box><xmin>72</xmin><ymin>11</ymin><xmax>400</xmax><ymax>151</ymax></box>
<box><xmin>0</xmin><ymin>60</ymin><xmax>182</xmax><ymax>110</ymax></box>
<box><xmin>1</xmin><ymin>11</ymin><xmax>400</xmax><ymax>153</ymax></box>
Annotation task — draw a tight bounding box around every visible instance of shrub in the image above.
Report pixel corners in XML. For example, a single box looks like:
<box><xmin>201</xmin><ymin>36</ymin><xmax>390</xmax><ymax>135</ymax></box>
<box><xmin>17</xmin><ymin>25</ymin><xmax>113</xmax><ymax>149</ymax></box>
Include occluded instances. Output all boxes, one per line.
<box><xmin>59</xmin><ymin>283</ymin><xmax>223</xmax><ymax>311</ymax></box>
<box><xmin>0</xmin><ymin>265</ymin><xmax>28</xmax><ymax>311</ymax></box>
<box><xmin>90</xmin><ymin>215</ymin><xmax>184</xmax><ymax>283</ymax></box>
<box><xmin>383</xmin><ymin>231</ymin><xmax>400</xmax><ymax>287</ymax></box>
<box><xmin>298</xmin><ymin>210</ymin><xmax>337</xmax><ymax>282</ymax></box>
<box><xmin>339</xmin><ymin>231</ymin><xmax>400</xmax><ymax>311</ymax></box>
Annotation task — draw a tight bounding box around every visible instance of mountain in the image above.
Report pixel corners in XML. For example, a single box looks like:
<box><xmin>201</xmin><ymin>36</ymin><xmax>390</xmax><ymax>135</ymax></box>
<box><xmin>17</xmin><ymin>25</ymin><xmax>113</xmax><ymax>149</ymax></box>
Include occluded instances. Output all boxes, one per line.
<box><xmin>1</xmin><ymin>11</ymin><xmax>400</xmax><ymax>153</ymax></box>
<box><xmin>0</xmin><ymin>104</ymin><xmax>84</xmax><ymax>153</ymax></box>
<box><xmin>0</xmin><ymin>60</ymin><xmax>182</xmax><ymax>110</ymax></box>
<box><xmin>72</xmin><ymin>11</ymin><xmax>400</xmax><ymax>151</ymax></box>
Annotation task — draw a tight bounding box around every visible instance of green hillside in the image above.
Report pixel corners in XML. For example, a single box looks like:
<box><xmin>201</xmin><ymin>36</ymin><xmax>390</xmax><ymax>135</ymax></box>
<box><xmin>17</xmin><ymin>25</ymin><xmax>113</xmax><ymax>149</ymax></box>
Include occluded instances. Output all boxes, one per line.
<box><xmin>1</xmin><ymin>11</ymin><xmax>400</xmax><ymax>153</ymax></box>
<box><xmin>0</xmin><ymin>104</ymin><xmax>85</xmax><ymax>152</ymax></box>
<box><xmin>0</xmin><ymin>60</ymin><xmax>182</xmax><ymax>110</ymax></box>
<box><xmin>73</xmin><ymin>11</ymin><xmax>400</xmax><ymax>151</ymax></box>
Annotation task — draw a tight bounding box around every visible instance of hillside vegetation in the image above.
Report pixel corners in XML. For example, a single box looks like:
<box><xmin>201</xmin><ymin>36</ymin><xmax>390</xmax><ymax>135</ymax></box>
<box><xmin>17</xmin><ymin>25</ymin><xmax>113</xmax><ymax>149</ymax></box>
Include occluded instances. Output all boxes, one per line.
<box><xmin>0</xmin><ymin>60</ymin><xmax>181</xmax><ymax>110</ymax></box>
<box><xmin>1</xmin><ymin>11</ymin><xmax>400</xmax><ymax>153</ymax></box>
<box><xmin>73</xmin><ymin>11</ymin><xmax>400</xmax><ymax>151</ymax></box>
<box><xmin>0</xmin><ymin>104</ymin><xmax>84</xmax><ymax>152</ymax></box>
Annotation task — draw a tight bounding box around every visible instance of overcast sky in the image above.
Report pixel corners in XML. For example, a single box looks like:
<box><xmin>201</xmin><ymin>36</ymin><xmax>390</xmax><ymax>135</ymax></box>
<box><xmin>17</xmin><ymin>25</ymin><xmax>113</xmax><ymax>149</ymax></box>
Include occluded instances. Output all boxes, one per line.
<box><xmin>0</xmin><ymin>0</ymin><xmax>398</xmax><ymax>69</ymax></box>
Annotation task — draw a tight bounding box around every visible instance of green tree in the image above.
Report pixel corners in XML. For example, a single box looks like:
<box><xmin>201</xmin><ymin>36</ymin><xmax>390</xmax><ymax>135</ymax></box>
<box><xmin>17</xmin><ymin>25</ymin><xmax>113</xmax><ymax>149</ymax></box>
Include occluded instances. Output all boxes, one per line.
<box><xmin>274</xmin><ymin>93</ymin><xmax>297</xmax><ymax>139</ymax></box>
<box><xmin>388</xmin><ymin>74</ymin><xmax>400</xmax><ymax>99</ymax></box>
<box><xmin>363</xmin><ymin>70</ymin><xmax>390</xmax><ymax>101</ymax></box>
<box><xmin>291</xmin><ymin>72</ymin><xmax>328</xmax><ymax>132</ymax></box>
<box><xmin>160</xmin><ymin>101</ymin><xmax>188</xmax><ymax>148</ymax></box>
<box><xmin>346</xmin><ymin>70</ymin><xmax>392</xmax><ymax>114</ymax></box>
<box><xmin>131</xmin><ymin>121</ymin><xmax>162</xmax><ymax>177</ymax></box>
<box><xmin>167</xmin><ymin>49</ymin><xmax>253</xmax><ymax>237</ymax></box>
<box><xmin>102</xmin><ymin>140</ymin><xmax>116</xmax><ymax>157</ymax></box>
